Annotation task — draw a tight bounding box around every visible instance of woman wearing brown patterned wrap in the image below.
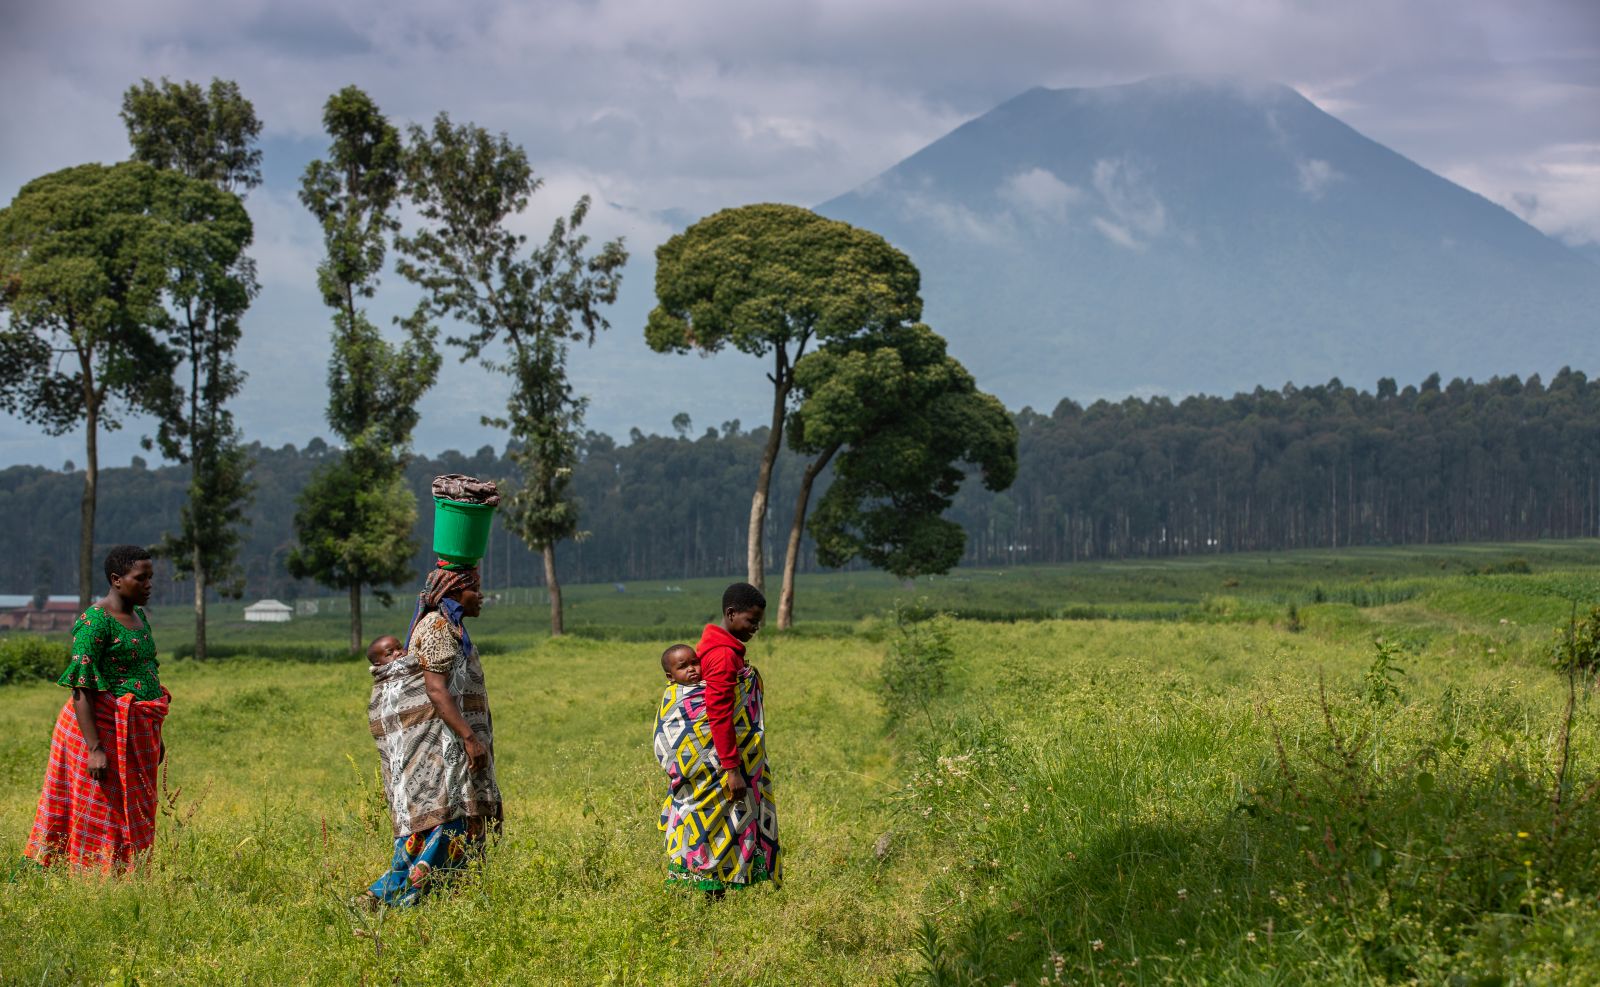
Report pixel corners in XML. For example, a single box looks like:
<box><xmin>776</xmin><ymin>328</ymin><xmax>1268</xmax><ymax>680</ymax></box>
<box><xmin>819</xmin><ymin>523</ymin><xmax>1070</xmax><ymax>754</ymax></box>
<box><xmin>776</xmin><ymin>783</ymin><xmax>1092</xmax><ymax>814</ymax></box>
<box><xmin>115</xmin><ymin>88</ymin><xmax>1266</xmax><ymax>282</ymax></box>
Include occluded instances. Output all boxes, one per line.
<box><xmin>357</xmin><ymin>559</ymin><xmax>501</xmax><ymax>908</ymax></box>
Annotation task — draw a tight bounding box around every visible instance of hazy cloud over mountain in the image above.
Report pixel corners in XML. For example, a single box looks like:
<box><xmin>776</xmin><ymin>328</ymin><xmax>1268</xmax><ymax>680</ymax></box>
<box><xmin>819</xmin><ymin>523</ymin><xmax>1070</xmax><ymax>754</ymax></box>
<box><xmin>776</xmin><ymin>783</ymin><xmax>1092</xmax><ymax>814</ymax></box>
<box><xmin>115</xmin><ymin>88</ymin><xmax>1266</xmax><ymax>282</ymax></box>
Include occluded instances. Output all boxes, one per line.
<box><xmin>1</xmin><ymin>0</ymin><xmax>1596</xmax><ymax>465</ymax></box>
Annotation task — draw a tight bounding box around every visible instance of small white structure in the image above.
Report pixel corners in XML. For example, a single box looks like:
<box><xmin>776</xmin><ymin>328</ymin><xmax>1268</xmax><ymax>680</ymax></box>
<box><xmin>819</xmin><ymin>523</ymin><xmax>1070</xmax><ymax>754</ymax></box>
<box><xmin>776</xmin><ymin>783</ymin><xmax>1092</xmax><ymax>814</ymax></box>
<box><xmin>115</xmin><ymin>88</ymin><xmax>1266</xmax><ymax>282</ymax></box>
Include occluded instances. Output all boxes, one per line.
<box><xmin>244</xmin><ymin>599</ymin><xmax>294</xmax><ymax>623</ymax></box>
<box><xmin>295</xmin><ymin>599</ymin><xmax>320</xmax><ymax>616</ymax></box>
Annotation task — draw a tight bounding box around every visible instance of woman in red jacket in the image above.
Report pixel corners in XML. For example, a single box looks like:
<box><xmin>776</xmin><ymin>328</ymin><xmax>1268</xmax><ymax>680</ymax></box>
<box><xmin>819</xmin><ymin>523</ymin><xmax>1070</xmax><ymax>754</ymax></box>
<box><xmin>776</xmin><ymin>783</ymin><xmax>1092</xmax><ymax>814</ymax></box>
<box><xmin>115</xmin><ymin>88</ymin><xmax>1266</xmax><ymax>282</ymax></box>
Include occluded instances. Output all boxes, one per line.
<box><xmin>654</xmin><ymin>582</ymin><xmax>782</xmax><ymax>893</ymax></box>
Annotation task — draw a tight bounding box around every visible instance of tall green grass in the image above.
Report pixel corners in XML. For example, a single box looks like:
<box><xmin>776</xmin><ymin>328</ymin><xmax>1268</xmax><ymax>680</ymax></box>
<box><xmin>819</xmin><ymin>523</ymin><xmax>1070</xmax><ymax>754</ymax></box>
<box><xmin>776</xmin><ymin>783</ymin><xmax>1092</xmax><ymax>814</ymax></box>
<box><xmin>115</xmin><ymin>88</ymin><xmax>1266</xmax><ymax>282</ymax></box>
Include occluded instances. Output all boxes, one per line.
<box><xmin>4</xmin><ymin>542</ymin><xmax>1600</xmax><ymax>982</ymax></box>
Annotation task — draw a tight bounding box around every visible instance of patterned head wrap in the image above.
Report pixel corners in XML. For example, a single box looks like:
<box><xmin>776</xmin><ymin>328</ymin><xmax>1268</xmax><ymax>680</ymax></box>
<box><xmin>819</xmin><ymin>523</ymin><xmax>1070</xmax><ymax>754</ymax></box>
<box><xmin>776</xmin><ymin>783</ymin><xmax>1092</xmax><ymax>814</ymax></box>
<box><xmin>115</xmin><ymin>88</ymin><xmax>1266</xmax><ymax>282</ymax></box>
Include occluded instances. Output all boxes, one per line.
<box><xmin>404</xmin><ymin>558</ymin><xmax>482</xmax><ymax>655</ymax></box>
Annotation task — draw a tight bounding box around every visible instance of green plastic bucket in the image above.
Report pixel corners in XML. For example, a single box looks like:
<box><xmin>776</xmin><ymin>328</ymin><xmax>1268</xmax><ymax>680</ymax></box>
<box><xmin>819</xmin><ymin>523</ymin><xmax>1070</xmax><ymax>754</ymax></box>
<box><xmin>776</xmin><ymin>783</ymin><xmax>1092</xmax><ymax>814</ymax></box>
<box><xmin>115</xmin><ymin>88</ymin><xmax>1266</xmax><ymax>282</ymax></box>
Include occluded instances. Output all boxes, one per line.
<box><xmin>433</xmin><ymin>497</ymin><xmax>496</xmax><ymax>565</ymax></box>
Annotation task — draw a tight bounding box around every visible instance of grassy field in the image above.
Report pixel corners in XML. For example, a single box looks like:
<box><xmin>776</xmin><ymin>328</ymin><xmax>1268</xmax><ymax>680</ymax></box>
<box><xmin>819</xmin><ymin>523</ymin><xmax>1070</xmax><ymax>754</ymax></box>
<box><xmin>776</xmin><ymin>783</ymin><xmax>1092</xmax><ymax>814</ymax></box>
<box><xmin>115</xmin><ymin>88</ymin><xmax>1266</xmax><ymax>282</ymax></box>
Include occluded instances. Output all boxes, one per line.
<box><xmin>5</xmin><ymin>542</ymin><xmax>1600</xmax><ymax>983</ymax></box>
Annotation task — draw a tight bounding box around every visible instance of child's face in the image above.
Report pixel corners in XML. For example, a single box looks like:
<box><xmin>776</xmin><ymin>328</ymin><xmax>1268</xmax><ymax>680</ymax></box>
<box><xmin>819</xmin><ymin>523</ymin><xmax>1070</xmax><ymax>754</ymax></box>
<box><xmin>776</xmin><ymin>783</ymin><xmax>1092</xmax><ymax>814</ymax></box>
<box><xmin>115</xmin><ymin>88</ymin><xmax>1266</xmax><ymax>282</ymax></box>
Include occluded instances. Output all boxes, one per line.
<box><xmin>664</xmin><ymin>648</ymin><xmax>702</xmax><ymax>685</ymax></box>
<box><xmin>368</xmin><ymin>636</ymin><xmax>404</xmax><ymax>665</ymax></box>
<box><xmin>725</xmin><ymin>605</ymin><xmax>764</xmax><ymax>642</ymax></box>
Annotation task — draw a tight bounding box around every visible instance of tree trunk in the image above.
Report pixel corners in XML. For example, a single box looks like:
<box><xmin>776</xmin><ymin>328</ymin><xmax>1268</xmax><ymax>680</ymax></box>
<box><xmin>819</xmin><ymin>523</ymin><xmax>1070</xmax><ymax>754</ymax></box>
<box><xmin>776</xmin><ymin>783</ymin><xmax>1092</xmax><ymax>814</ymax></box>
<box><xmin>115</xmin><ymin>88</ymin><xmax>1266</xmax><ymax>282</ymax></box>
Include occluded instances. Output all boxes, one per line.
<box><xmin>777</xmin><ymin>443</ymin><xmax>839</xmax><ymax>629</ymax></box>
<box><xmin>349</xmin><ymin>581</ymin><xmax>362</xmax><ymax>655</ymax></box>
<box><xmin>543</xmin><ymin>543</ymin><xmax>563</xmax><ymax>636</ymax></box>
<box><xmin>748</xmin><ymin>348</ymin><xmax>792</xmax><ymax>592</ymax></box>
<box><xmin>193</xmin><ymin>544</ymin><xmax>208</xmax><ymax>661</ymax></box>
<box><xmin>78</xmin><ymin>383</ymin><xmax>99</xmax><ymax>609</ymax></box>
<box><xmin>190</xmin><ymin>315</ymin><xmax>205</xmax><ymax>661</ymax></box>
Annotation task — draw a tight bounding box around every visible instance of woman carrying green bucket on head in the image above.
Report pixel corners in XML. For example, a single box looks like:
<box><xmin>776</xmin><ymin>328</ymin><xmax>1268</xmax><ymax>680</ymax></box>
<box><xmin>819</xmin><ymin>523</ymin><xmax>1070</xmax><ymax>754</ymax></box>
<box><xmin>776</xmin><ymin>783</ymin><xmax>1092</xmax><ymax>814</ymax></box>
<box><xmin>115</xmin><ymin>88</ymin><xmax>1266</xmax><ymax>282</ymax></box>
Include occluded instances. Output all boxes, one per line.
<box><xmin>358</xmin><ymin>476</ymin><xmax>502</xmax><ymax>909</ymax></box>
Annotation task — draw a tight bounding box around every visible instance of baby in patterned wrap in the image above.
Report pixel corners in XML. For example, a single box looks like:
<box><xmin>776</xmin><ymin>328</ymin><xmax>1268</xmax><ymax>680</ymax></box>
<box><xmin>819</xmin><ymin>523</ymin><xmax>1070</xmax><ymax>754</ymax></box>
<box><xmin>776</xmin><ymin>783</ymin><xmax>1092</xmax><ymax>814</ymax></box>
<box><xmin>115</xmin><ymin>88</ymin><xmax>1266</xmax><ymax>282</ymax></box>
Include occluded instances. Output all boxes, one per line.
<box><xmin>656</xmin><ymin>644</ymin><xmax>705</xmax><ymax>848</ymax></box>
<box><xmin>367</xmin><ymin>635</ymin><xmax>405</xmax><ymax>666</ymax></box>
<box><xmin>660</xmin><ymin>644</ymin><xmax>701</xmax><ymax>687</ymax></box>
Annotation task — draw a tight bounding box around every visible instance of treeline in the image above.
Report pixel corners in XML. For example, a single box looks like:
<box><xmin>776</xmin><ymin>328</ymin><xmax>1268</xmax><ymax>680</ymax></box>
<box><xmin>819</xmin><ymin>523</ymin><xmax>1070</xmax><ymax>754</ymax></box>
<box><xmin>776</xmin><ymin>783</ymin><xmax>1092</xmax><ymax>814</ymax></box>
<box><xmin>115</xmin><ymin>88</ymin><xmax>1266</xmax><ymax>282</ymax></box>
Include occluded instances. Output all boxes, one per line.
<box><xmin>0</xmin><ymin>422</ymin><xmax>832</xmax><ymax>603</ymax></box>
<box><xmin>4</xmin><ymin>369</ymin><xmax>1599</xmax><ymax>601</ymax></box>
<box><xmin>948</xmin><ymin>369</ymin><xmax>1600</xmax><ymax>563</ymax></box>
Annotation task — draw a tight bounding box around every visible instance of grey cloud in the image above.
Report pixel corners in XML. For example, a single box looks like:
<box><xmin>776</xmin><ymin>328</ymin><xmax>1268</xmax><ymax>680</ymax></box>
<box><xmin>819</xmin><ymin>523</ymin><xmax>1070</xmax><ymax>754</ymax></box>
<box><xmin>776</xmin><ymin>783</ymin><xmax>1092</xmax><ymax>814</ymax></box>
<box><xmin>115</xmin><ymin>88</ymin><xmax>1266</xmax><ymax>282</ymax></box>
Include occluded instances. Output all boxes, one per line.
<box><xmin>1297</xmin><ymin>159</ymin><xmax>1344</xmax><ymax>199</ymax></box>
<box><xmin>999</xmin><ymin>168</ymin><xmax>1084</xmax><ymax>222</ymax></box>
<box><xmin>1092</xmin><ymin>157</ymin><xmax>1167</xmax><ymax>242</ymax></box>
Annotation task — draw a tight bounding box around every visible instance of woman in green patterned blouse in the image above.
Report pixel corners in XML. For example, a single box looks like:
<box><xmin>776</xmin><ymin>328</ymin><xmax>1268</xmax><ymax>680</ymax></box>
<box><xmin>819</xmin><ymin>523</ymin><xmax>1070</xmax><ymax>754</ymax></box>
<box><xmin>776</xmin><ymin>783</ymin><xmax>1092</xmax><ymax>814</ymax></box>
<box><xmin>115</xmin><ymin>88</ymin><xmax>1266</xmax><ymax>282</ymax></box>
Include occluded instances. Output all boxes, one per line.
<box><xmin>24</xmin><ymin>545</ymin><xmax>172</xmax><ymax>871</ymax></box>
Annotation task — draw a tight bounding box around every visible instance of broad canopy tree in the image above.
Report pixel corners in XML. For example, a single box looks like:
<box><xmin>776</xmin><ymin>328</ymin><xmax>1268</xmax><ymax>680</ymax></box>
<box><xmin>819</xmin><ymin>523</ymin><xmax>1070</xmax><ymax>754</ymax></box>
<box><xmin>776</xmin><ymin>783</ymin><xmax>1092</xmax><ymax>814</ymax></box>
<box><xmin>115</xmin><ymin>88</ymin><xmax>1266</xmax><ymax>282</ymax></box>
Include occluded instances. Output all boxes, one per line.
<box><xmin>778</xmin><ymin>322</ymin><xmax>1018</xmax><ymax>625</ymax></box>
<box><xmin>397</xmin><ymin>113</ymin><xmax>626</xmax><ymax>636</ymax></box>
<box><xmin>0</xmin><ymin>161</ymin><xmax>247</xmax><ymax>606</ymax></box>
<box><xmin>647</xmin><ymin>204</ymin><xmax>922</xmax><ymax>594</ymax></box>
<box><xmin>804</xmin><ymin>327</ymin><xmax>1017</xmax><ymax>587</ymax></box>
<box><xmin>289</xmin><ymin>87</ymin><xmax>440</xmax><ymax>653</ymax></box>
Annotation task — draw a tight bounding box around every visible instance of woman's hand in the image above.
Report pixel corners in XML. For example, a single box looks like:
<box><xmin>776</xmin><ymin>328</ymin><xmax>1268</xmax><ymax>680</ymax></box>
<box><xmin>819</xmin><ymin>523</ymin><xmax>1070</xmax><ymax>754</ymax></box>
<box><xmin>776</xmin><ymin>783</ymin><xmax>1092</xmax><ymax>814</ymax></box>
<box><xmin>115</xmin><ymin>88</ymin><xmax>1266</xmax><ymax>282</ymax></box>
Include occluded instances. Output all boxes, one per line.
<box><xmin>723</xmin><ymin>766</ymin><xmax>748</xmax><ymax>802</ymax></box>
<box><xmin>423</xmin><ymin>668</ymin><xmax>485</xmax><ymax>774</ymax></box>
<box><xmin>87</xmin><ymin>745</ymin><xmax>108</xmax><ymax>782</ymax></box>
<box><xmin>70</xmin><ymin>687</ymin><xmax>105</xmax><ymax>781</ymax></box>
<box><xmin>464</xmin><ymin>733</ymin><xmax>490</xmax><ymax>774</ymax></box>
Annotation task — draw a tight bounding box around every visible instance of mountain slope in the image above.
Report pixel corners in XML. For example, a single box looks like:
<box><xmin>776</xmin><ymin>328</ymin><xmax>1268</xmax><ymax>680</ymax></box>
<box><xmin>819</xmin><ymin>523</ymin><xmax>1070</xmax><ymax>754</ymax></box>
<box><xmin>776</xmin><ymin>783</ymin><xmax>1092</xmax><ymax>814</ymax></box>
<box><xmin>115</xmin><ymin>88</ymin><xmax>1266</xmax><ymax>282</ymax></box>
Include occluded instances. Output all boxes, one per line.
<box><xmin>816</xmin><ymin>76</ymin><xmax>1599</xmax><ymax>407</ymax></box>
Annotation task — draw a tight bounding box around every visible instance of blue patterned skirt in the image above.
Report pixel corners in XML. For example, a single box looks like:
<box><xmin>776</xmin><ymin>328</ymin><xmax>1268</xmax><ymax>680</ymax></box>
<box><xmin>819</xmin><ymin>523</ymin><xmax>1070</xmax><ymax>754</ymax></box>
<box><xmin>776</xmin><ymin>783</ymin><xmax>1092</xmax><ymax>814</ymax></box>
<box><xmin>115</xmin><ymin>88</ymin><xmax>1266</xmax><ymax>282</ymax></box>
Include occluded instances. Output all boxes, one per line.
<box><xmin>367</xmin><ymin>816</ymin><xmax>486</xmax><ymax>906</ymax></box>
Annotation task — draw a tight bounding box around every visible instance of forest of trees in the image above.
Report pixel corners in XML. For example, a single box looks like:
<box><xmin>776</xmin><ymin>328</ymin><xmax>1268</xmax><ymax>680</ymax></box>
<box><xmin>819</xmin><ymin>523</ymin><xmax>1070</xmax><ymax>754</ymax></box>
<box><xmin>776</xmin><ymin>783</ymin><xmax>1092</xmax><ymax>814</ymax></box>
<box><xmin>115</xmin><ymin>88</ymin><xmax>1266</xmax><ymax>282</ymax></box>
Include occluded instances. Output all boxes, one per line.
<box><xmin>3</xmin><ymin>368</ymin><xmax>1598</xmax><ymax>603</ymax></box>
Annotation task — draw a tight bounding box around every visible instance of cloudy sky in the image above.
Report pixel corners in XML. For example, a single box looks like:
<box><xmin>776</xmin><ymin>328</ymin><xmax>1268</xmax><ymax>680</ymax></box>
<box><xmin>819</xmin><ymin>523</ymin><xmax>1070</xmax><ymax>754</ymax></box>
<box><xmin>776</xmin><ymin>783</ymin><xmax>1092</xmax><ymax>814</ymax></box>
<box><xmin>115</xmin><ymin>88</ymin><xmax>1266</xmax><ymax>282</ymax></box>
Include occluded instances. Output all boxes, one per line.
<box><xmin>2</xmin><ymin>0</ymin><xmax>1597</xmax><ymax>468</ymax></box>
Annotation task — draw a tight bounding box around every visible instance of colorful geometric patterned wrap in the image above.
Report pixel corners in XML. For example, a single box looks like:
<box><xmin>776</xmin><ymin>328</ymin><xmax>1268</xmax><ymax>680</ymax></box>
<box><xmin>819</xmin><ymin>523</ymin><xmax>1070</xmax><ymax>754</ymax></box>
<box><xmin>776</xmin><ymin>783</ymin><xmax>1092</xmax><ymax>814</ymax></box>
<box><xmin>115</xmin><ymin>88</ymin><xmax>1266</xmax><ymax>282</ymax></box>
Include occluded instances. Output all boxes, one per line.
<box><xmin>25</xmin><ymin>688</ymin><xmax>171</xmax><ymax>872</ymax></box>
<box><xmin>367</xmin><ymin>816</ymin><xmax>488</xmax><ymax>906</ymax></box>
<box><xmin>654</xmin><ymin>665</ymin><xmax>782</xmax><ymax>891</ymax></box>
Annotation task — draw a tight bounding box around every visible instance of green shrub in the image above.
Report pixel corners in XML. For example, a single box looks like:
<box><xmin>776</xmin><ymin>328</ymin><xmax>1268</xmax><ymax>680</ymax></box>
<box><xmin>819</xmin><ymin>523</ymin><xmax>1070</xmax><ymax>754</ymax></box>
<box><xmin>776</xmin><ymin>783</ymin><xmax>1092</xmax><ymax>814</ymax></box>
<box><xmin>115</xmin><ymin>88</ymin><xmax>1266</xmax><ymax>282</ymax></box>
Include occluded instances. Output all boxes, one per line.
<box><xmin>169</xmin><ymin>642</ymin><xmax>359</xmax><ymax>662</ymax></box>
<box><xmin>1552</xmin><ymin>604</ymin><xmax>1600</xmax><ymax>673</ymax></box>
<box><xmin>881</xmin><ymin>602</ymin><xmax>956</xmax><ymax>722</ymax></box>
<box><xmin>1479</xmin><ymin>557</ymin><xmax>1534</xmax><ymax>575</ymax></box>
<box><xmin>1361</xmin><ymin>637</ymin><xmax>1408</xmax><ymax>707</ymax></box>
<box><xmin>0</xmin><ymin>634</ymin><xmax>65</xmax><ymax>685</ymax></box>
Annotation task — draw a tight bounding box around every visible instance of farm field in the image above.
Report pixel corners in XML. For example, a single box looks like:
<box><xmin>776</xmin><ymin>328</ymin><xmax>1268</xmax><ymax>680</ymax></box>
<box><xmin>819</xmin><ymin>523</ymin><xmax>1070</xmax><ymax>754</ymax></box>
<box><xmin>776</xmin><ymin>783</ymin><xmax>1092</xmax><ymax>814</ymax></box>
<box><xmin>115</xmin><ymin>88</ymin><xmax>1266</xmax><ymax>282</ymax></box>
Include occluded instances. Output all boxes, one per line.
<box><xmin>5</xmin><ymin>541</ymin><xmax>1600</xmax><ymax>983</ymax></box>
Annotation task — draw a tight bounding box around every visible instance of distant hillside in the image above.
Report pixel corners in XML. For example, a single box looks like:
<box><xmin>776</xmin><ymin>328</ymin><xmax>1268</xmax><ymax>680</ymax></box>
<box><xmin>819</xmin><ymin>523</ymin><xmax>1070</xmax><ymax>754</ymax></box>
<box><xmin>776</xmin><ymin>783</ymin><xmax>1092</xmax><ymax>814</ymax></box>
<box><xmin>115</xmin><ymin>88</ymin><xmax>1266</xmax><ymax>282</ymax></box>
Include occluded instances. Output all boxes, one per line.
<box><xmin>817</xmin><ymin>76</ymin><xmax>1599</xmax><ymax>409</ymax></box>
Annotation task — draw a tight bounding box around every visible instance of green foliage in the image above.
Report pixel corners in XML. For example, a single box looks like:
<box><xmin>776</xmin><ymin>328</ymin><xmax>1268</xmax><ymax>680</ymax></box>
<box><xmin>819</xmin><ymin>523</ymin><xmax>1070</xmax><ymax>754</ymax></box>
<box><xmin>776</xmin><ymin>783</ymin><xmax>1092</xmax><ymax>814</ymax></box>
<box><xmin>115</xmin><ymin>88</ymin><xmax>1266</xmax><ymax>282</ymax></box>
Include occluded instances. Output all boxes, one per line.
<box><xmin>0</xmin><ymin>162</ymin><xmax>179</xmax><ymax>433</ymax></box>
<box><xmin>648</xmin><ymin>203</ymin><xmax>925</xmax><ymax>589</ymax></box>
<box><xmin>397</xmin><ymin>113</ymin><xmax>627</xmax><ymax>633</ymax></box>
<box><xmin>120</xmin><ymin>77</ymin><xmax>263</xmax><ymax>194</ymax></box>
<box><xmin>288</xmin><ymin>463</ymin><xmax>418</xmax><ymax>608</ymax></box>
<box><xmin>1361</xmin><ymin>637</ymin><xmax>1408</xmax><ymax>707</ymax></box>
<box><xmin>951</xmin><ymin>370</ymin><xmax>1600</xmax><ymax>566</ymax></box>
<box><xmin>889</xmin><ymin>621</ymin><xmax>1600</xmax><ymax>984</ymax></box>
<box><xmin>298</xmin><ymin>87</ymin><xmax>403</xmax><ymax>311</ymax></box>
<box><xmin>292</xmin><ymin>87</ymin><xmax>438</xmax><ymax>646</ymax></box>
<box><xmin>498</xmin><ymin>337</ymin><xmax>585</xmax><ymax>552</ymax></box>
<box><xmin>1480</xmin><ymin>557</ymin><xmax>1534</xmax><ymax>575</ymax></box>
<box><xmin>0</xmin><ymin>635</ymin><xmax>63</xmax><ymax>685</ymax></box>
<box><xmin>29</xmin><ymin>559</ymin><xmax>51</xmax><ymax>611</ymax></box>
<box><xmin>0</xmin><ymin>160</ymin><xmax>256</xmax><ymax>601</ymax></box>
<box><xmin>804</xmin><ymin>324</ymin><xmax>1018</xmax><ymax>581</ymax></box>
<box><xmin>159</xmin><ymin>425</ymin><xmax>252</xmax><ymax>599</ymax></box>
<box><xmin>1552</xmin><ymin>604</ymin><xmax>1600</xmax><ymax>673</ymax></box>
<box><xmin>398</xmin><ymin>114</ymin><xmax>627</xmax><ymax>359</ymax></box>
<box><xmin>398</xmin><ymin>115</ymin><xmax>625</xmax><ymax>555</ymax></box>
<box><xmin>123</xmin><ymin>78</ymin><xmax>263</xmax><ymax>622</ymax></box>
<box><xmin>647</xmin><ymin>203</ymin><xmax>922</xmax><ymax>362</ymax></box>
<box><xmin>880</xmin><ymin>601</ymin><xmax>956</xmax><ymax>721</ymax></box>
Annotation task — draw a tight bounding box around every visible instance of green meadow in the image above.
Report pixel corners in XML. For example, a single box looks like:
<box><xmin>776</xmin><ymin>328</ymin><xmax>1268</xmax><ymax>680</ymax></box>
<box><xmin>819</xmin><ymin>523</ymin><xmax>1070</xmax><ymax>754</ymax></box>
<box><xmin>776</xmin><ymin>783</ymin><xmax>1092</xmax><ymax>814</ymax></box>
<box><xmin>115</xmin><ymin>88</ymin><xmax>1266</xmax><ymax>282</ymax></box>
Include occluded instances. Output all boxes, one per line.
<box><xmin>6</xmin><ymin>541</ymin><xmax>1600</xmax><ymax>983</ymax></box>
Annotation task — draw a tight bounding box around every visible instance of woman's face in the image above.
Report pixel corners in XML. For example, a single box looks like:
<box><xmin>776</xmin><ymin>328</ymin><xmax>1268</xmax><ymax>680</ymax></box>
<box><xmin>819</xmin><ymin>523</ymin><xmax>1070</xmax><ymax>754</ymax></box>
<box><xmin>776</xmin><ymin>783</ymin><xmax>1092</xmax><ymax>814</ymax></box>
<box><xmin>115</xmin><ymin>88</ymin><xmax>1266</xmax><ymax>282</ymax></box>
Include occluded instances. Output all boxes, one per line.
<box><xmin>111</xmin><ymin>559</ymin><xmax>154</xmax><ymax>607</ymax></box>
<box><xmin>725</xmin><ymin>604</ymin><xmax>764</xmax><ymax>641</ymax></box>
<box><xmin>454</xmin><ymin>585</ymin><xmax>484</xmax><ymax>619</ymax></box>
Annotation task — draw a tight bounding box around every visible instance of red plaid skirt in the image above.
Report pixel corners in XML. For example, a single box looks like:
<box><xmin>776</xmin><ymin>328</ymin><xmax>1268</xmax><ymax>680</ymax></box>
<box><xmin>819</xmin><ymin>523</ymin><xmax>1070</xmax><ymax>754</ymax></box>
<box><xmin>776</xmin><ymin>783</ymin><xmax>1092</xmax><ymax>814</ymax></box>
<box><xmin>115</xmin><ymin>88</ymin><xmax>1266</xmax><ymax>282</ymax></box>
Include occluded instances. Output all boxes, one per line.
<box><xmin>25</xmin><ymin>688</ymin><xmax>170</xmax><ymax>872</ymax></box>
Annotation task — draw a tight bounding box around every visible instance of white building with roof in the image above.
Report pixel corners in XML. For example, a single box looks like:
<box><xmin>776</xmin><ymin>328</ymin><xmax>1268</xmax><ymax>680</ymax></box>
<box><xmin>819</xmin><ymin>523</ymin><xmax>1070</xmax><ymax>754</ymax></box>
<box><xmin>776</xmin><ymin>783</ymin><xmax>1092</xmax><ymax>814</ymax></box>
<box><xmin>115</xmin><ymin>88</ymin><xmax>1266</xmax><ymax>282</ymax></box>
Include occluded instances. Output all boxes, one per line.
<box><xmin>243</xmin><ymin>599</ymin><xmax>294</xmax><ymax>623</ymax></box>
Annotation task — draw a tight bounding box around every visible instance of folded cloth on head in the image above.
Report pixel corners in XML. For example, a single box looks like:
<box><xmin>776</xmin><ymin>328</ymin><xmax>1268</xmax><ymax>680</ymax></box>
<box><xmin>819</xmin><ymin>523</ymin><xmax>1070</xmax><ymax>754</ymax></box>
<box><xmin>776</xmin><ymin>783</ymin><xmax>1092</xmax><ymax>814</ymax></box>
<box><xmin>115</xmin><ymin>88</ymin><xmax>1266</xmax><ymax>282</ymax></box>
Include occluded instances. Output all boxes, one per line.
<box><xmin>431</xmin><ymin>474</ymin><xmax>500</xmax><ymax>507</ymax></box>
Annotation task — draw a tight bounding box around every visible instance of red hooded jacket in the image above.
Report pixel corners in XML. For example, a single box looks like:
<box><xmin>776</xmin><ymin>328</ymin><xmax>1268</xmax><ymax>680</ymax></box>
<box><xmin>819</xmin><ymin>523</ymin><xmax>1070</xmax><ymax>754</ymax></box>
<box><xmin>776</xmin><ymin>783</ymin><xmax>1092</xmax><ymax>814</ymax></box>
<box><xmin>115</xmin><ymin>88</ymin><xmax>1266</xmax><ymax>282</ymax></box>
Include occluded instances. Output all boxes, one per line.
<box><xmin>695</xmin><ymin>622</ymin><xmax>747</xmax><ymax>770</ymax></box>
